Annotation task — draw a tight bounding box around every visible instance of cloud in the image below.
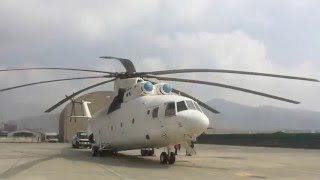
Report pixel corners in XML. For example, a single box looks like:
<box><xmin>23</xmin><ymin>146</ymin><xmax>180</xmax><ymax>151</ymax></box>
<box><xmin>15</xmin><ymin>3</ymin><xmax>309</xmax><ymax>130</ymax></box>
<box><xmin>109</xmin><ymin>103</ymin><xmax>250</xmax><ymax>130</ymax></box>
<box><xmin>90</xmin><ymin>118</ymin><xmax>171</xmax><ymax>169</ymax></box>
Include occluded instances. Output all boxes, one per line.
<box><xmin>154</xmin><ymin>31</ymin><xmax>272</xmax><ymax>70</ymax></box>
<box><xmin>0</xmin><ymin>0</ymin><xmax>319</xmax><ymax>120</ymax></box>
<box><xmin>149</xmin><ymin>31</ymin><xmax>320</xmax><ymax>110</ymax></box>
<box><xmin>0</xmin><ymin>64</ymin><xmax>114</xmax><ymax>119</ymax></box>
<box><xmin>0</xmin><ymin>0</ymin><xmax>159</xmax><ymax>44</ymax></box>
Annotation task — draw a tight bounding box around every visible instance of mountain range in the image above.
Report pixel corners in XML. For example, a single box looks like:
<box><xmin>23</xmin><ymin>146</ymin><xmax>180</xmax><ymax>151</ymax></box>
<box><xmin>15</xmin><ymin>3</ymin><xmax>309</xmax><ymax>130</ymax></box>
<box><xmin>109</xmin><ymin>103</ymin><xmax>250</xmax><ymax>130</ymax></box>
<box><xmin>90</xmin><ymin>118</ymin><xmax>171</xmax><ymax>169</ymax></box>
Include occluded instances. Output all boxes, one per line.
<box><xmin>15</xmin><ymin>113</ymin><xmax>59</xmax><ymax>133</ymax></box>
<box><xmin>10</xmin><ymin>99</ymin><xmax>320</xmax><ymax>134</ymax></box>
<box><xmin>205</xmin><ymin>99</ymin><xmax>320</xmax><ymax>133</ymax></box>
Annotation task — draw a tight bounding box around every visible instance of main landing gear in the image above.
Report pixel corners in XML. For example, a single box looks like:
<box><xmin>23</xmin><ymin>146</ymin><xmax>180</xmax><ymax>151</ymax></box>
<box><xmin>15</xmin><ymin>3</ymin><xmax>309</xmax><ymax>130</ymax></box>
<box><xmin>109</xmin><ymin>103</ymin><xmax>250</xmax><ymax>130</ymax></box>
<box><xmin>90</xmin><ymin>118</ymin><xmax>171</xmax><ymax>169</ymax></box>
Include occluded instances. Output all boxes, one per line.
<box><xmin>140</xmin><ymin>148</ymin><xmax>155</xmax><ymax>156</ymax></box>
<box><xmin>92</xmin><ymin>145</ymin><xmax>116</xmax><ymax>157</ymax></box>
<box><xmin>160</xmin><ymin>147</ymin><xmax>175</xmax><ymax>164</ymax></box>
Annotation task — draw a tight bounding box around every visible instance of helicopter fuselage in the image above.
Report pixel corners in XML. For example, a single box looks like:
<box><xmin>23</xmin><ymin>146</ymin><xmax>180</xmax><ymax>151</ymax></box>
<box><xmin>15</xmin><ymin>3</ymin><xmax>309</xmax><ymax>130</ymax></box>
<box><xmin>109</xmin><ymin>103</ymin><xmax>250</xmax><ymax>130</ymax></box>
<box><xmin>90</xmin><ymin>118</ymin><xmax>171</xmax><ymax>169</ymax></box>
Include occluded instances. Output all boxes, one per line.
<box><xmin>88</xmin><ymin>94</ymin><xmax>209</xmax><ymax>151</ymax></box>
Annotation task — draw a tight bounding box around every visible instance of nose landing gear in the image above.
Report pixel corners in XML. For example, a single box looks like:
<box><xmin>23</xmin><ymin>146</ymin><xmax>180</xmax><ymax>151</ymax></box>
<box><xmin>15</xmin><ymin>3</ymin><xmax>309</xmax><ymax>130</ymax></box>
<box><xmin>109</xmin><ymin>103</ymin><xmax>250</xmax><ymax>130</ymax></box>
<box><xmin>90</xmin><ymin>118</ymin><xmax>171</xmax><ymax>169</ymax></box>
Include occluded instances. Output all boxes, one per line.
<box><xmin>160</xmin><ymin>152</ymin><xmax>168</xmax><ymax>164</ymax></box>
<box><xmin>168</xmin><ymin>152</ymin><xmax>176</xmax><ymax>164</ymax></box>
<box><xmin>160</xmin><ymin>147</ymin><xmax>176</xmax><ymax>164</ymax></box>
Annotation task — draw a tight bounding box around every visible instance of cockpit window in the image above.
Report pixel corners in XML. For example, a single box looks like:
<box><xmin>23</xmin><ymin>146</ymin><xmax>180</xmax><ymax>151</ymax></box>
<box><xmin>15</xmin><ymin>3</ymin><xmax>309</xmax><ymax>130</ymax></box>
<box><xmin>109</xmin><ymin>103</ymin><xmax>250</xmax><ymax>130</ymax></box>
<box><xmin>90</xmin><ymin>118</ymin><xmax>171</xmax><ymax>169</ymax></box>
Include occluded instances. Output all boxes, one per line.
<box><xmin>165</xmin><ymin>102</ymin><xmax>176</xmax><ymax>116</ymax></box>
<box><xmin>193</xmin><ymin>102</ymin><xmax>202</xmax><ymax>112</ymax></box>
<box><xmin>177</xmin><ymin>101</ymin><xmax>188</xmax><ymax>112</ymax></box>
<box><xmin>186</xmin><ymin>100</ymin><xmax>196</xmax><ymax>110</ymax></box>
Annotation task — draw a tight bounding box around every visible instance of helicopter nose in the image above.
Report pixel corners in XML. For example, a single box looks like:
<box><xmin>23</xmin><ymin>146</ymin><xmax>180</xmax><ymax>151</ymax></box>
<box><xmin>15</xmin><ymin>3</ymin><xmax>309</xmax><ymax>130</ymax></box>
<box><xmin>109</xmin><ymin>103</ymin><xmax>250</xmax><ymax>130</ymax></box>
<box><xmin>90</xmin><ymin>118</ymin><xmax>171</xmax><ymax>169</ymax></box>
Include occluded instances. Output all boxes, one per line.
<box><xmin>179</xmin><ymin>110</ymin><xmax>209</xmax><ymax>137</ymax></box>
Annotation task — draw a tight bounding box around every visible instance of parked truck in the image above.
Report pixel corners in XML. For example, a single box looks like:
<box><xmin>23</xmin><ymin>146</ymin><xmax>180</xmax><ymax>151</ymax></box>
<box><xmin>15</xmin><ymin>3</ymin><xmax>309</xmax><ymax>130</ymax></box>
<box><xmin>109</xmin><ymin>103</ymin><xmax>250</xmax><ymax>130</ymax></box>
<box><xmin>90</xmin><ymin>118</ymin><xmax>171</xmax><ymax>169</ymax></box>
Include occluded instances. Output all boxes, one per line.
<box><xmin>45</xmin><ymin>132</ymin><xmax>59</xmax><ymax>143</ymax></box>
<box><xmin>72</xmin><ymin>131</ymin><xmax>91</xmax><ymax>148</ymax></box>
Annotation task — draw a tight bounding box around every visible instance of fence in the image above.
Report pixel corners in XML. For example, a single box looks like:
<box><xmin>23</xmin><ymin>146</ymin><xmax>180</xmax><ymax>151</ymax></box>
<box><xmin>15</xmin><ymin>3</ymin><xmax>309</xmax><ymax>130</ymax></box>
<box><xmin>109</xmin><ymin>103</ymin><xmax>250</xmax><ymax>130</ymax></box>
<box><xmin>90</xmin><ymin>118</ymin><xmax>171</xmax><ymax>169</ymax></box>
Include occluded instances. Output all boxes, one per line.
<box><xmin>197</xmin><ymin>133</ymin><xmax>320</xmax><ymax>149</ymax></box>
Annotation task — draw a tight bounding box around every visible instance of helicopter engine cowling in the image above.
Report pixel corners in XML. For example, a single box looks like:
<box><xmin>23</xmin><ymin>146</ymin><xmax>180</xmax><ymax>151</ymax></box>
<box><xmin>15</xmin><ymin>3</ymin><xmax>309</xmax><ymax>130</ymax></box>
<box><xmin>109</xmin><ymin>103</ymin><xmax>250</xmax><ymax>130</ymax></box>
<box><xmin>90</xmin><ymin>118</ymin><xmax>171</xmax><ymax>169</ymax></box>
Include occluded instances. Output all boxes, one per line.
<box><xmin>141</xmin><ymin>81</ymin><xmax>154</xmax><ymax>95</ymax></box>
<box><xmin>155</xmin><ymin>83</ymin><xmax>172</xmax><ymax>95</ymax></box>
<box><xmin>142</xmin><ymin>81</ymin><xmax>154</xmax><ymax>94</ymax></box>
<box><xmin>123</xmin><ymin>81</ymin><xmax>154</xmax><ymax>102</ymax></box>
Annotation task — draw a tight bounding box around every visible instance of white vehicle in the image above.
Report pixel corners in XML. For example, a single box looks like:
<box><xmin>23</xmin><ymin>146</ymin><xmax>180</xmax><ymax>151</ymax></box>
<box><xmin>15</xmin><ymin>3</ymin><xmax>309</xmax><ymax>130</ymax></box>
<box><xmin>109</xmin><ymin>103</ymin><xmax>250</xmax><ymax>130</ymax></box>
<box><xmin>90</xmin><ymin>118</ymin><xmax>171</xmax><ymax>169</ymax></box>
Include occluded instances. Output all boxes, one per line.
<box><xmin>45</xmin><ymin>132</ymin><xmax>59</xmax><ymax>143</ymax></box>
<box><xmin>71</xmin><ymin>131</ymin><xmax>91</xmax><ymax>148</ymax></box>
<box><xmin>1</xmin><ymin>56</ymin><xmax>318</xmax><ymax>164</ymax></box>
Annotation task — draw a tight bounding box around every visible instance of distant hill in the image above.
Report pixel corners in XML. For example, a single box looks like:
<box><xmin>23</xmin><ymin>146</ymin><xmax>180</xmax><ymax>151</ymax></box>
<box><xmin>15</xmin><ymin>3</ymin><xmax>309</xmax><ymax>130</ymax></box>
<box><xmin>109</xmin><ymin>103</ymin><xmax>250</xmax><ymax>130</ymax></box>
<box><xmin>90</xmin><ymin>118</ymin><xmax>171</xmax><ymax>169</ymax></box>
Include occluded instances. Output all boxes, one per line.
<box><xmin>205</xmin><ymin>99</ymin><xmax>320</xmax><ymax>133</ymax></box>
<box><xmin>11</xmin><ymin>99</ymin><xmax>320</xmax><ymax>134</ymax></box>
<box><xmin>15</xmin><ymin>113</ymin><xmax>59</xmax><ymax>133</ymax></box>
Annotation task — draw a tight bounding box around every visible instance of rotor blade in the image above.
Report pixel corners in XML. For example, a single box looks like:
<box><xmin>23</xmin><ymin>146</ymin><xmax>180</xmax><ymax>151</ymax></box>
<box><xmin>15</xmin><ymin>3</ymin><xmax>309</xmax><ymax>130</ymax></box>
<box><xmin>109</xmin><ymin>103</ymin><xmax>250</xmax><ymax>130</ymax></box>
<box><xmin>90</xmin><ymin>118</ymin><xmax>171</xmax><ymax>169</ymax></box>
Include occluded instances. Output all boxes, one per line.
<box><xmin>100</xmin><ymin>56</ymin><xmax>136</xmax><ymax>73</ymax></box>
<box><xmin>142</xmin><ymin>69</ymin><xmax>319</xmax><ymax>82</ymax></box>
<box><xmin>171</xmin><ymin>88</ymin><xmax>220</xmax><ymax>114</ymax></box>
<box><xmin>45</xmin><ymin>78</ymin><xmax>117</xmax><ymax>112</ymax></box>
<box><xmin>144</xmin><ymin>75</ymin><xmax>300</xmax><ymax>104</ymax></box>
<box><xmin>0</xmin><ymin>67</ymin><xmax>113</xmax><ymax>74</ymax></box>
<box><xmin>0</xmin><ymin>75</ymin><xmax>113</xmax><ymax>92</ymax></box>
<box><xmin>147</xmin><ymin>79</ymin><xmax>219</xmax><ymax>114</ymax></box>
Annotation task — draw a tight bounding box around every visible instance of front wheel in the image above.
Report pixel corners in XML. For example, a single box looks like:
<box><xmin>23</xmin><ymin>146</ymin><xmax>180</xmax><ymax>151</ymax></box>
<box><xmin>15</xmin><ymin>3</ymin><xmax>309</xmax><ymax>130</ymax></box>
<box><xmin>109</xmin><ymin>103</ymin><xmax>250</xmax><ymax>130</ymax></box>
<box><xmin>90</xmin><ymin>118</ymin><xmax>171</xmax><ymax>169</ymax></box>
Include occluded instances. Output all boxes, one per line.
<box><xmin>160</xmin><ymin>152</ymin><xmax>168</xmax><ymax>164</ymax></box>
<box><xmin>168</xmin><ymin>152</ymin><xmax>176</xmax><ymax>164</ymax></box>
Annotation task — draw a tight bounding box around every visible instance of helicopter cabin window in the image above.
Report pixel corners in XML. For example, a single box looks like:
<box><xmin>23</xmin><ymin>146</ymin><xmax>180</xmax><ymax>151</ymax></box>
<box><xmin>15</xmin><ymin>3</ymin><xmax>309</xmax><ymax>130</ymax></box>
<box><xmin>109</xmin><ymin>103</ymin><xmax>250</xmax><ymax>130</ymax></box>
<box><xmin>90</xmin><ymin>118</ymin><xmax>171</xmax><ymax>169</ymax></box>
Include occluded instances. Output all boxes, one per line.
<box><xmin>177</xmin><ymin>101</ymin><xmax>187</xmax><ymax>112</ymax></box>
<box><xmin>186</xmin><ymin>100</ymin><xmax>196</xmax><ymax>110</ymax></box>
<box><xmin>152</xmin><ymin>107</ymin><xmax>159</xmax><ymax>118</ymax></box>
<box><xmin>165</xmin><ymin>102</ymin><xmax>176</xmax><ymax>116</ymax></box>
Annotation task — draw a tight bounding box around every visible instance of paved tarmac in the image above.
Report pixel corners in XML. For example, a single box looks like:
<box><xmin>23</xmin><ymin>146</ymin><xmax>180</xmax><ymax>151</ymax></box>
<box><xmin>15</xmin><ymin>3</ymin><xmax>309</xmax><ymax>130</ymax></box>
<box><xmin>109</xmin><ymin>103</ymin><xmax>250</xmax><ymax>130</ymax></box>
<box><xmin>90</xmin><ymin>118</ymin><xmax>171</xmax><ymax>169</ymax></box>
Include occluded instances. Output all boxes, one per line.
<box><xmin>0</xmin><ymin>143</ymin><xmax>319</xmax><ymax>180</ymax></box>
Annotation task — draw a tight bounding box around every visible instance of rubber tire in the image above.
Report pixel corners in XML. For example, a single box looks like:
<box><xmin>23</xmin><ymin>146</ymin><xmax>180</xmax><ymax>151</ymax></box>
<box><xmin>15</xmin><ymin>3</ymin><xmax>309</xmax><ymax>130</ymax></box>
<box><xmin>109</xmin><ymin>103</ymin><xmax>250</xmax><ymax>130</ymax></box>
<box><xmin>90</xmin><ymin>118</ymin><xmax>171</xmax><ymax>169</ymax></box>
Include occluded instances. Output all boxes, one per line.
<box><xmin>92</xmin><ymin>146</ymin><xmax>99</xmax><ymax>157</ymax></box>
<box><xmin>160</xmin><ymin>152</ymin><xmax>168</xmax><ymax>164</ymax></box>
<box><xmin>106</xmin><ymin>150</ymin><xmax>116</xmax><ymax>156</ymax></box>
<box><xmin>100</xmin><ymin>150</ymin><xmax>115</xmax><ymax>157</ymax></box>
<box><xmin>72</xmin><ymin>143</ymin><xmax>75</xmax><ymax>148</ymax></box>
<box><xmin>168</xmin><ymin>152</ymin><xmax>176</xmax><ymax>164</ymax></box>
<box><xmin>141</xmin><ymin>150</ymin><xmax>148</xmax><ymax>156</ymax></box>
<box><xmin>75</xmin><ymin>142</ymin><xmax>80</xmax><ymax>149</ymax></box>
<box><xmin>148</xmin><ymin>149</ymin><xmax>155</xmax><ymax>156</ymax></box>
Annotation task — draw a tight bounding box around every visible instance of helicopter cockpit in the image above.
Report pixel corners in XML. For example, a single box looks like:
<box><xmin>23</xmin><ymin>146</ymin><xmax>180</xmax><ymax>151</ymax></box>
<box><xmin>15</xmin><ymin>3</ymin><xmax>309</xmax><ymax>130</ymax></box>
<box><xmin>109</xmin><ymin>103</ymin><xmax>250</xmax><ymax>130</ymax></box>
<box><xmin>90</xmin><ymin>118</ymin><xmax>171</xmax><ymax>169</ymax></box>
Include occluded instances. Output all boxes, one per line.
<box><xmin>164</xmin><ymin>100</ymin><xmax>203</xmax><ymax>117</ymax></box>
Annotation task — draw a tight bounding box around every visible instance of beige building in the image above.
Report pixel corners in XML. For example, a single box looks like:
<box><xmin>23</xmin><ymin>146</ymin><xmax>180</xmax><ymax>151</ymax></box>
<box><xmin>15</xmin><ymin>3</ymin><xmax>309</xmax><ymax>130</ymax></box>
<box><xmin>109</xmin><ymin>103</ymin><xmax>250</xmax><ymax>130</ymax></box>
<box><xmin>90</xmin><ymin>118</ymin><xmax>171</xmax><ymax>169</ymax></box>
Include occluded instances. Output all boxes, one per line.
<box><xmin>59</xmin><ymin>91</ymin><xmax>115</xmax><ymax>142</ymax></box>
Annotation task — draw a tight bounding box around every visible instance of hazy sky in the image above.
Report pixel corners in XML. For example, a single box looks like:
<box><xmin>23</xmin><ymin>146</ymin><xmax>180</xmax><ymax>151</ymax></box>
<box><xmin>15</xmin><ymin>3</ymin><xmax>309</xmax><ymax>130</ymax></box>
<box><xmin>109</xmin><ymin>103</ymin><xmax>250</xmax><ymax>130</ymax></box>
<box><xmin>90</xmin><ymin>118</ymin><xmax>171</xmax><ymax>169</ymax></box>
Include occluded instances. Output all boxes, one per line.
<box><xmin>0</xmin><ymin>0</ymin><xmax>319</xmax><ymax>120</ymax></box>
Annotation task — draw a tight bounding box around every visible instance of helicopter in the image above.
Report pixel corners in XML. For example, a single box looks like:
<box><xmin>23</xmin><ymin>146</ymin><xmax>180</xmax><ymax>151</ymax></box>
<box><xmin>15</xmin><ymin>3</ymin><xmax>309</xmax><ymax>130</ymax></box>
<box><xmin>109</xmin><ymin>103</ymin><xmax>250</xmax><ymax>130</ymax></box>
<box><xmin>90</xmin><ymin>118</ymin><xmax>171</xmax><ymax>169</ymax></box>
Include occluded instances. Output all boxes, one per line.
<box><xmin>0</xmin><ymin>56</ymin><xmax>318</xmax><ymax>164</ymax></box>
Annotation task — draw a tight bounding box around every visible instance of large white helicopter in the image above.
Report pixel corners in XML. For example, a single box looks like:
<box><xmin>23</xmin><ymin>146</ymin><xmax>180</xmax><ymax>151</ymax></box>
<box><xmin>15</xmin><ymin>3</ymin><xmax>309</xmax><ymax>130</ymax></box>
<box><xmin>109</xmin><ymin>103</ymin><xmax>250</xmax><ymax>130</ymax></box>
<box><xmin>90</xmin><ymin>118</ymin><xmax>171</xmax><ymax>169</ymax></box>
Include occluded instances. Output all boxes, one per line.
<box><xmin>1</xmin><ymin>56</ymin><xmax>318</xmax><ymax>164</ymax></box>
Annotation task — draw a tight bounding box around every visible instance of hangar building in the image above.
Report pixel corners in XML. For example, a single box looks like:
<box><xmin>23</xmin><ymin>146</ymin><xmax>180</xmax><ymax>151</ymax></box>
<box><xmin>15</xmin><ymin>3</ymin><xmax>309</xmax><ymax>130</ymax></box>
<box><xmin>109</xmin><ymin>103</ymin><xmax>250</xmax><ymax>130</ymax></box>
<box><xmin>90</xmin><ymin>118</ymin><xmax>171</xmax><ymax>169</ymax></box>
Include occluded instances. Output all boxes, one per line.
<box><xmin>8</xmin><ymin>129</ymin><xmax>44</xmax><ymax>142</ymax></box>
<box><xmin>59</xmin><ymin>91</ymin><xmax>115</xmax><ymax>142</ymax></box>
